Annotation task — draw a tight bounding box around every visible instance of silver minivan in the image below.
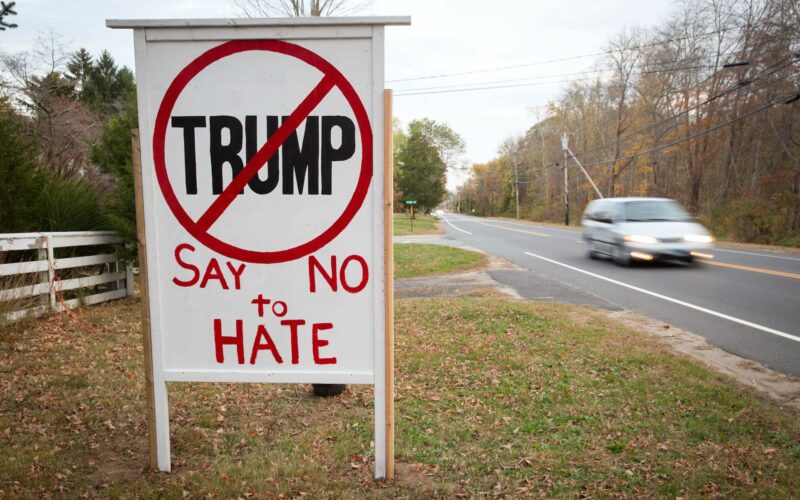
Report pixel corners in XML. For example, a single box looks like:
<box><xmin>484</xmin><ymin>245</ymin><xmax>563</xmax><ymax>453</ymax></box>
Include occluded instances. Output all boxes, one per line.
<box><xmin>581</xmin><ymin>197</ymin><xmax>714</xmax><ymax>265</ymax></box>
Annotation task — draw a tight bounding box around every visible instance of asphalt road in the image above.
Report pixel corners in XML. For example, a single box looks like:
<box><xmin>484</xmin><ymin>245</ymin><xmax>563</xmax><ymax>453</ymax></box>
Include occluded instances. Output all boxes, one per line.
<box><xmin>439</xmin><ymin>213</ymin><xmax>800</xmax><ymax>377</ymax></box>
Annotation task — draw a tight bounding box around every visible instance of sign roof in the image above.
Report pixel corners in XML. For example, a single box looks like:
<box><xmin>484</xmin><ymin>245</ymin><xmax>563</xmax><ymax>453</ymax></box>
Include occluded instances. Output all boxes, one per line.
<box><xmin>107</xmin><ymin>17</ymin><xmax>411</xmax><ymax>29</ymax></box>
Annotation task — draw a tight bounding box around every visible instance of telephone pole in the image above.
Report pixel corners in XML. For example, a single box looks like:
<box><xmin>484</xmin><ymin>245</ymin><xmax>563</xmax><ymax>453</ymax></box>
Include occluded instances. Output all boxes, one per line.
<box><xmin>512</xmin><ymin>153</ymin><xmax>521</xmax><ymax>219</ymax></box>
<box><xmin>561</xmin><ymin>132</ymin><xmax>570</xmax><ymax>226</ymax></box>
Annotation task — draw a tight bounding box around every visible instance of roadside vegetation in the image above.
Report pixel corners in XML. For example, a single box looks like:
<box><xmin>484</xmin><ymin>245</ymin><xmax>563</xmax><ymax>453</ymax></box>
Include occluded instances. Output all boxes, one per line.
<box><xmin>2</xmin><ymin>296</ymin><xmax>799</xmax><ymax>497</ymax></box>
<box><xmin>451</xmin><ymin>0</ymin><xmax>800</xmax><ymax>248</ymax></box>
<box><xmin>392</xmin><ymin>213</ymin><xmax>441</xmax><ymax>236</ymax></box>
<box><xmin>394</xmin><ymin>243</ymin><xmax>485</xmax><ymax>278</ymax></box>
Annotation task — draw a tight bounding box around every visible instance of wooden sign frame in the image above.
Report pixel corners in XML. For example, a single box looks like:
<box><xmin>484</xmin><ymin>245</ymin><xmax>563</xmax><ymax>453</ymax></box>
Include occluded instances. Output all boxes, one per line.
<box><xmin>116</xmin><ymin>17</ymin><xmax>409</xmax><ymax>480</ymax></box>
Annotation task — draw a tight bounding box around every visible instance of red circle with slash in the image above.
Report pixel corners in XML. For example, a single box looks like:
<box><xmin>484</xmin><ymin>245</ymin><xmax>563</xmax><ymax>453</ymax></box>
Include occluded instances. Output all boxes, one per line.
<box><xmin>152</xmin><ymin>39</ymin><xmax>373</xmax><ymax>264</ymax></box>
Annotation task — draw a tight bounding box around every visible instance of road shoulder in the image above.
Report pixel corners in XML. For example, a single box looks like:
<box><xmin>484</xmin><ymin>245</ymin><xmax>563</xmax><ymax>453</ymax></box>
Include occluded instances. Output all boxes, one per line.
<box><xmin>395</xmin><ymin>233</ymin><xmax>800</xmax><ymax>414</ymax></box>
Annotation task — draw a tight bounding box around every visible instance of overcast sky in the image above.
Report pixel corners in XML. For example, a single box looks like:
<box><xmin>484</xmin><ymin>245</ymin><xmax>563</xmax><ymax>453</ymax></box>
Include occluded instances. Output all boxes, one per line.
<box><xmin>2</xmin><ymin>0</ymin><xmax>677</xmax><ymax>187</ymax></box>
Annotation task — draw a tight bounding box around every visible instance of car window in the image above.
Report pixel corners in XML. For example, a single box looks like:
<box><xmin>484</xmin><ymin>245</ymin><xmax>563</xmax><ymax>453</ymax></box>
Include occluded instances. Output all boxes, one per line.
<box><xmin>623</xmin><ymin>200</ymin><xmax>692</xmax><ymax>222</ymax></box>
<box><xmin>593</xmin><ymin>200</ymin><xmax>611</xmax><ymax>223</ymax></box>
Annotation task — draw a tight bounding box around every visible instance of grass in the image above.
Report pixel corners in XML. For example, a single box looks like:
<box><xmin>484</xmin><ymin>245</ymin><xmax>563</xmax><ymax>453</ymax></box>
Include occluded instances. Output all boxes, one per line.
<box><xmin>394</xmin><ymin>243</ymin><xmax>486</xmax><ymax>278</ymax></box>
<box><xmin>393</xmin><ymin>213</ymin><xmax>441</xmax><ymax>236</ymax></box>
<box><xmin>2</xmin><ymin>297</ymin><xmax>799</xmax><ymax>497</ymax></box>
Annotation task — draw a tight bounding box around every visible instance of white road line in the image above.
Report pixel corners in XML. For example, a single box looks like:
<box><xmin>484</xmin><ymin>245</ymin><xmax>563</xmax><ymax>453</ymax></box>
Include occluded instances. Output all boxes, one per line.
<box><xmin>715</xmin><ymin>247</ymin><xmax>800</xmax><ymax>262</ymax></box>
<box><xmin>442</xmin><ymin>215</ymin><xmax>472</xmax><ymax>235</ymax></box>
<box><xmin>523</xmin><ymin>250</ymin><xmax>800</xmax><ymax>344</ymax></box>
<box><xmin>470</xmin><ymin>219</ymin><xmax>551</xmax><ymax>237</ymax></box>
<box><xmin>483</xmin><ymin>218</ymin><xmax>580</xmax><ymax>235</ymax></box>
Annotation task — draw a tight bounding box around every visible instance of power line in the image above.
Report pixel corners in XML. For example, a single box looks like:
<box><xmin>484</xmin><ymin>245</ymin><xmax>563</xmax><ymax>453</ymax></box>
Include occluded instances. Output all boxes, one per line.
<box><xmin>568</xmin><ymin>56</ymin><xmax>798</xmax><ymax>160</ymax></box>
<box><xmin>394</xmin><ymin>63</ymin><xmax>715</xmax><ymax>95</ymax></box>
<box><xmin>387</xmin><ymin>25</ymin><xmax>745</xmax><ymax>83</ymax></box>
<box><xmin>394</xmin><ymin>64</ymin><xmax>722</xmax><ymax>97</ymax></box>
<box><xmin>578</xmin><ymin>91</ymin><xmax>798</xmax><ymax>169</ymax></box>
<box><xmin>506</xmin><ymin>55</ymin><xmax>796</xmax><ymax>159</ymax></box>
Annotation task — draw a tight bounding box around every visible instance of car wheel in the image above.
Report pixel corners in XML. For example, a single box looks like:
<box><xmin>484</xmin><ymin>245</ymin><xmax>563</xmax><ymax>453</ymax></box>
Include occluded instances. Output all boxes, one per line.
<box><xmin>613</xmin><ymin>244</ymin><xmax>630</xmax><ymax>267</ymax></box>
<box><xmin>587</xmin><ymin>240</ymin><xmax>599</xmax><ymax>259</ymax></box>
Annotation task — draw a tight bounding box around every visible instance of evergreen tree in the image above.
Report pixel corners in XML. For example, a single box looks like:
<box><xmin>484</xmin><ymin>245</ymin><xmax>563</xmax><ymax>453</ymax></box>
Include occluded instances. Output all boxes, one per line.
<box><xmin>0</xmin><ymin>1</ymin><xmax>17</xmax><ymax>31</ymax></box>
<box><xmin>0</xmin><ymin>100</ymin><xmax>42</xmax><ymax>232</ymax></box>
<box><xmin>66</xmin><ymin>48</ymin><xmax>94</xmax><ymax>99</ymax></box>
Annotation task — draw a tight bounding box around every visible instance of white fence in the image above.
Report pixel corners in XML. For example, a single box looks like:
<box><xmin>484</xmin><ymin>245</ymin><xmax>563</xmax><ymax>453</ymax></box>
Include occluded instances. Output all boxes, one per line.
<box><xmin>0</xmin><ymin>232</ymin><xmax>133</xmax><ymax>323</ymax></box>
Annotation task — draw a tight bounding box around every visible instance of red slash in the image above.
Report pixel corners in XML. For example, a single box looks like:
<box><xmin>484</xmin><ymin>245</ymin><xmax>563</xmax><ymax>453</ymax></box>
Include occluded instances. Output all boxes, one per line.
<box><xmin>195</xmin><ymin>74</ymin><xmax>336</xmax><ymax>231</ymax></box>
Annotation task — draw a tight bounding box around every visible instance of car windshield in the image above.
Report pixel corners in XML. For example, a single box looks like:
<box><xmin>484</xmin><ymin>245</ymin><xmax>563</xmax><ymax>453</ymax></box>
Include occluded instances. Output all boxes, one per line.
<box><xmin>623</xmin><ymin>200</ymin><xmax>692</xmax><ymax>222</ymax></box>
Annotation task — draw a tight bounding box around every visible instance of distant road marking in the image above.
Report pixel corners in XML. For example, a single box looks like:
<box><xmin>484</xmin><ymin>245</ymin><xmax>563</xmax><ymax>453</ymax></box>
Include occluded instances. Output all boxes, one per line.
<box><xmin>700</xmin><ymin>259</ymin><xmax>800</xmax><ymax>280</ymax></box>
<box><xmin>483</xmin><ymin>218</ymin><xmax>579</xmax><ymax>235</ymax></box>
<box><xmin>441</xmin><ymin>215</ymin><xmax>472</xmax><ymax>235</ymax></box>
<box><xmin>470</xmin><ymin>219</ymin><xmax>551</xmax><ymax>237</ymax></box>
<box><xmin>523</xmin><ymin>250</ymin><xmax>800</xmax><ymax>344</ymax></box>
<box><xmin>715</xmin><ymin>248</ymin><xmax>800</xmax><ymax>262</ymax></box>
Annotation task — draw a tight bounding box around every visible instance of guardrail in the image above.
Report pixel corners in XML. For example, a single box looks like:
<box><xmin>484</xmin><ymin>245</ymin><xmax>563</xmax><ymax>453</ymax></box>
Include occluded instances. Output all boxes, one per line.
<box><xmin>0</xmin><ymin>232</ymin><xmax>133</xmax><ymax>323</ymax></box>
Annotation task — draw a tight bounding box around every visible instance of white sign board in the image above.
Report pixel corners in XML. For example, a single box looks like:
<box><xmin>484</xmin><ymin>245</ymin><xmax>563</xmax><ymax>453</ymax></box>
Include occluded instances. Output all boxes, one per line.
<box><xmin>109</xmin><ymin>17</ymin><xmax>409</xmax><ymax>478</ymax></box>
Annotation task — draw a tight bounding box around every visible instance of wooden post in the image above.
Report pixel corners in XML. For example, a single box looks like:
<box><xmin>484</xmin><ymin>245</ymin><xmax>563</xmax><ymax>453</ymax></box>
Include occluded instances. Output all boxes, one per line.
<box><xmin>383</xmin><ymin>89</ymin><xmax>395</xmax><ymax>480</ymax></box>
<box><xmin>132</xmin><ymin>129</ymin><xmax>159</xmax><ymax>469</ymax></box>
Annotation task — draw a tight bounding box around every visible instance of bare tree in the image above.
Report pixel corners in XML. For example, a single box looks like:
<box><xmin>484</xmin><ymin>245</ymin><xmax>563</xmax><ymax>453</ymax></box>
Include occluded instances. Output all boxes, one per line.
<box><xmin>232</xmin><ymin>0</ymin><xmax>371</xmax><ymax>17</ymax></box>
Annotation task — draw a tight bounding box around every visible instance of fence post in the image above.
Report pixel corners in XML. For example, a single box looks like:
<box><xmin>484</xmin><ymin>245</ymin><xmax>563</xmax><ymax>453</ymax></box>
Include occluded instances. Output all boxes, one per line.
<box><xmin>44</xmin><ymin>235</ymin><xmax>56</xmax><ymax>311</ymax></box>
<box><xmin>126</xmin><ymin>263</ymin><xmax>135</xmax><ymax>297</ymax></box>
<box><xmin>36</xmin><ymin>236</ymin><xmax>49</xmax><ymax>310</ymax></box>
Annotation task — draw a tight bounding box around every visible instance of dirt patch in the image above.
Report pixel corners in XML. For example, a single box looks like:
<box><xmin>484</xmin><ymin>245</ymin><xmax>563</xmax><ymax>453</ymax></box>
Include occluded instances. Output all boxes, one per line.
<box><xmin>395</xmin><ymin>254</ymin><xmax>523</xmax><ymax>299</ymax></box>
<box><xmin>608</xmin><ymin>310</ymin><xmax>800</xmax><ymax>413</ymax></box>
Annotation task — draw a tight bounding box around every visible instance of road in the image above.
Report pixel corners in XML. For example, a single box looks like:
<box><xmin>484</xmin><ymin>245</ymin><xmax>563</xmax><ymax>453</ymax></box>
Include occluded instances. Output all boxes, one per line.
<box><xmin>439</xmin><ymin>213</ymin><xmax>800</xmax><ymax>377</ymax></box>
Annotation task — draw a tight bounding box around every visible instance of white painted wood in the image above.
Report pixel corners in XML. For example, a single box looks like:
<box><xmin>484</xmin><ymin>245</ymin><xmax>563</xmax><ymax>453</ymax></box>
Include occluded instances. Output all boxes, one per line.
<box><xmin>59</xmin><ymin>271</ymin><xmax>127</xmax><ymax>292</ymax></box>
<box><xmin>371</xmin><ymin>24</ymin><xmax>388</xmax><ymax>481</ymax></box>
<box><xmin>133</xmin><ymin>27</ymin><xmax>172</xmax><ymax>473</ymax></box>
<box><xmin>145</xmin><ymin>26</ymin><xmax>373</xmax><ymax>42</ymax></box>
<box><xmin>58</xmin><ymin>289</ymin><xmax>128</xmax><ymax>310</ymax></box>
<box><xmin>119</xmin><ymin>17</ymin><xmax>401</xmax><ymax>475</ymax></box>
<box><xmin>163</xmin><ymin>370</ymin><xmax>373</xmax><ymax>384</ymax></box>
<box><xmin>0</xmin><ymin>232</ymin><xmax>132</xmax><ymax>321</ymax></box>
<box><xmin>107</xmin><ymin>17</ymin><xmax>411</xmax><ymax>29</ymax></box>
<box><xmin>126</xmin><ymin>264</ymin><xmax>135</xmax><ymax>297</ymax></box>
<box><xmin>4</xmin><ymin>305</ymin><xmax>49</xmax><ymax>323</ymax></box>
<box><xmin>55</xmin><ymin>253</ymin><xmax>119</xmax><ymax>270</ymax></box>
<box><xmin>49</xmin><ymin>233</ymin><xmax>120</xmax><ymax>248</ymax></box>
<box><xmin>0</xmin><ymin>282</ymin><xmax>51</xmax><ymax>302</ymax></box>
<box><xmin>0</xmin><ymin>259</ymin><xmax>48</xmax><ymax>277</ymax></box>
<box><xmin>0</xmin><ymin>232</ymin><xmax>119</xmax><ymax>251</ymax></box>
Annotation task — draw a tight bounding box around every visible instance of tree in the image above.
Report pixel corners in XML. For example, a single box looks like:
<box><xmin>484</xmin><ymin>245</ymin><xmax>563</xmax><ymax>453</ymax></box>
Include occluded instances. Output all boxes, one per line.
<box><xmin>0</xmin><ymin>1</ymin><xmax>17</xmax><ymax>31</ymax></box>
<box><xmin>232</xmin><ymin>0</ymin><xmax>371</xmax><ymax>17</ymax></box>
<box><xmin>407</xmin><ymin>118</ymin><xmax>466</xmax><ymax>173</ymax></box>
<box><xmin>396</xmin><ymin>126</ymin><xmax>447</xmax><ymax>211</ymax></box>
<box><xmin>0</xmin><ymin>100</ymin><xmax>42</xmax><ymax>232</ymax></box>
<box><xmin>90</xmin><ymin>94</ymin><xmax>139</xmax><ymax>259</ymax></box>
<box><xmin>66</xmin><ymin>48</ymin><xmax>93</xmax><ymax>99</ymax></box>
<box><xmin>83</xmin><ymin>50</ymin><xmax>135</xmax><ymax>116</ymax></box>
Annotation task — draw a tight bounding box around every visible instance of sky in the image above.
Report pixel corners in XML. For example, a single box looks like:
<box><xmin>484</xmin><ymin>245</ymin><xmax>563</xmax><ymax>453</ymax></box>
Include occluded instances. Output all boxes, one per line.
<box><xmin>1</xmin><ymin>0</ymin><xmax>677</xmax><ymax>188</ymax></box>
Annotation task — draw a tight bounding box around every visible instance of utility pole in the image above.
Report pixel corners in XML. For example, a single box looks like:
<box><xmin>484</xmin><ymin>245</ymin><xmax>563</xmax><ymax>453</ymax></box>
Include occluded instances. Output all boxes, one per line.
<box><xmin>512</xmin><ymin>153</ymin><xmax>521</xmax><ymax>219</ymax></box>
<box><xmin>561</xmin><ymin>132</ymin><xmax>570</xmax><ymax>226</ymax></box>
<box><xmin>566</xmin><ymin>148</ymin><xmax>603</xmax><ymax>198</ymax></box>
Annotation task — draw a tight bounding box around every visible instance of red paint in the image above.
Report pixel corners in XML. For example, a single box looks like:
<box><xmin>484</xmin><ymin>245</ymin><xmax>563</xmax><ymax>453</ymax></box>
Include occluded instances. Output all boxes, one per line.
<box><xmin>251</xmin><ymin>293</ymin><xmax>271</xmax><ymax>317</ymax></box>
<box><xmin>250</xmin><ymin>324</ymin><xmax>283</xmax><ymax>364</ymax></box>
<box><xmin>312</xmin><ymin>322</ymin><xmax>336</xmax><ymax>365</ymax></box>
<box><xmin>272</xmin><ymin>301</ymin><xmax>288</xmax><ymax>318</ymax></box>
<box><xmin>308</xmin><ymin>255</ymin><xmax>337</xmax><ymax>292</ymax></box>
<box><xmin>152</xmin><ymin>39</ymin><xmax>373</xmax><ymax>264</ymax></box>
<box><xmin>226</xmin><ymin>262</ymin><xmax>246</xmax><ymax>289</ymax></box>
<box><xmin>214</xmin><ymin>318</ymin><xmax>244</xmax><ymax>364</ymax></box>
<box><xmin>200</xmin><ymin>258</ymin><xmax>228</xmax><ymax>289</ymax></box>
<box><xmin>280</xmin><ymin>319</ymin><xmax>305</xmax><ymax>365</ymax></box>
<box><xmin>340</xmin><ymin>254</ymin><xmax>368</xmax><ymax>293</ymax></box>
<box><xmin>173</xmin><ymin>243</ymin><xmax>246</xmax><ymax>290</ymax></box>
<box><xmin>173</xmin><ymin>243</ymin><xmax>200</xmax><ymax>287</ymax></box>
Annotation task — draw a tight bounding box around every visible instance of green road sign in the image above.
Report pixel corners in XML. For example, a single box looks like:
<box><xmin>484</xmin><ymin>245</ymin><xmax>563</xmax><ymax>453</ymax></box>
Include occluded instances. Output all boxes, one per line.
<box><xmin>405</xmin><ymin>200</ymin><xmax>417</xmax><ymax>205</ymax></box>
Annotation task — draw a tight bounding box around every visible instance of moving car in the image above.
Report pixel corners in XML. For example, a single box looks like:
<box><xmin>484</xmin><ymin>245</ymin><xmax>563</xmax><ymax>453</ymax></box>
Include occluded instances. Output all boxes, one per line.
<box><xmin>581</xmin><ymin>197</ymin><xmax>714</xmax><ymax>265</ymax></box>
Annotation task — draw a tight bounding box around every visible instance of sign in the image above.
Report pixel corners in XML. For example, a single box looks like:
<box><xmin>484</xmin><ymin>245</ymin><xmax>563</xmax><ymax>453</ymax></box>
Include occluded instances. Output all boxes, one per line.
<box><xmin>405</xmin><ymin>200</ymin><xmax>417</xmax><ymax>205</ymax></box>
<box><xmin>109</xmin><ymin>17</ymin><xmax>410</xmax><ymax>479</ymax></box>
